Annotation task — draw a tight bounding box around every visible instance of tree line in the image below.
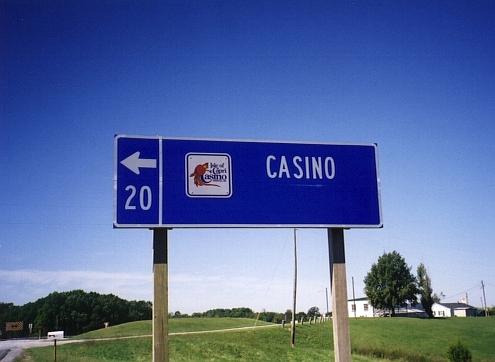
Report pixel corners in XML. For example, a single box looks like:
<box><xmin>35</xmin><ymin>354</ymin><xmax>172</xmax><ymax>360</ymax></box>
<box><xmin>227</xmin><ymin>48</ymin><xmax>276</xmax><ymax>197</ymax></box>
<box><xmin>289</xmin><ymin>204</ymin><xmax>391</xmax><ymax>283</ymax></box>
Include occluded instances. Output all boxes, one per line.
<box><xmin>0</xmin><ymin>290</ymin><xmax>151</xmax><ymax>338</ymax></box>
<box><xmin>172</xmin><ymin>307</ymin><xmax>256</xmax><ymax>319</ymax></box>
<box><xmin>170</xmin><ymin>306</ymin><xmax>324</xmax><ymax>324</ymax></box>
<box><xmin>1</xmin><ymin>290</ymin><xmax>327</xmax><ymax>339</ymax></box>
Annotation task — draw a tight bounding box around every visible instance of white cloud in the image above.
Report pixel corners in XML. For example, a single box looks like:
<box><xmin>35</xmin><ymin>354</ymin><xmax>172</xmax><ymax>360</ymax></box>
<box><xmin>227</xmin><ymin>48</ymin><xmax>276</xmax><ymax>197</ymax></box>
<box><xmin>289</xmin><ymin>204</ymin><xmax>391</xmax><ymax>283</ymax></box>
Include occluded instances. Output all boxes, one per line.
<box><xmin>0</xmin><ymin>269</ymin><xmax>152</xmax><ymax>304</ymax></box>
<box><xmin>0</xmin><ymin>269</ymin><xmax>330</xmax><ymax>314</ymax></box>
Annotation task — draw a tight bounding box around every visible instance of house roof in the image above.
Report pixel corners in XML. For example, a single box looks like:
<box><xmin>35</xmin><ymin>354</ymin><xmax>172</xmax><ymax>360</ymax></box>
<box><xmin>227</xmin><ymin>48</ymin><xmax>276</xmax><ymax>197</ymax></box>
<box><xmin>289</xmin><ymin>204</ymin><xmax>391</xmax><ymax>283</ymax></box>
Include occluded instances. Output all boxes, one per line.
<box><xmin>437</xmin><ymin>302</ymin><xmax>476</xmax><ymax>310</ymax></box>
<box><xmin>348</xmin><ymin>297</ymin><xmax>368</xmax><ymax>302</ymax></box>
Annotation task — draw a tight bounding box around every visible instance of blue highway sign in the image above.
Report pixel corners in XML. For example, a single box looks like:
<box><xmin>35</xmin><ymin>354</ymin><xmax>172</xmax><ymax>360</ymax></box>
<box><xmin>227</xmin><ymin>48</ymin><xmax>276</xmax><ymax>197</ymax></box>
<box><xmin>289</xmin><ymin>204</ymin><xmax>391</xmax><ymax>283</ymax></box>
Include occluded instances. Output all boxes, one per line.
<box><xmin>114</xmin><ymin>136</ymin><xmax>382</xmax><ymax>228</ymax></box>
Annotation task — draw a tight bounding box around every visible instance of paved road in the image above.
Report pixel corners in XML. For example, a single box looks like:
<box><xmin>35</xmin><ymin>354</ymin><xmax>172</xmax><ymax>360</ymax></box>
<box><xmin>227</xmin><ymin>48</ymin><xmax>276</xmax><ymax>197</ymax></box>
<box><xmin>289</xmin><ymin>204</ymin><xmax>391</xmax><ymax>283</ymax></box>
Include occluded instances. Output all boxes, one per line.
<box><xmin>0</xmin><ymin>339</ymin><xmax>56</xmax><ymax>362</ymax></box>
<box><xmin>0</xmin><ymin>324</ymin><xmax>279</xmax><ymax>361</ymax></box>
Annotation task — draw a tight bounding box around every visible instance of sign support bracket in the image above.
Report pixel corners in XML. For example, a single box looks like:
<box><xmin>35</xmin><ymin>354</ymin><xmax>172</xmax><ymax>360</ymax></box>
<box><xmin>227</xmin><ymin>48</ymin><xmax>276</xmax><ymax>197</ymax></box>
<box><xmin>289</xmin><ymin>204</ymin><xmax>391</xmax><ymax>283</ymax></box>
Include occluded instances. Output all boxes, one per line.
<box><xmin>328</xmin><ymin>228</ymin><xmax>351</xmax><ymax>362</ymax></box>
<box><xmin>153</xmin><ymin>229</ymin><xmax>168</xmax><ymax>362</ymax></box>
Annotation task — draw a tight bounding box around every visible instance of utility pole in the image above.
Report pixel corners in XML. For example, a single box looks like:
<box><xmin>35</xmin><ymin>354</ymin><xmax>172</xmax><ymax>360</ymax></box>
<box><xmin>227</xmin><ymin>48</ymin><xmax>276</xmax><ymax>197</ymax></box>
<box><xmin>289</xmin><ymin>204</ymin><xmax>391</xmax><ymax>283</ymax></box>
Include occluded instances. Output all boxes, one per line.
<box><xmin>291</xmin><ymin>229</ymin><xmax>297</xmax><ymax>348</ymax></box>
<box><xmin>481</xmin><ymin>280</ymin><xmax>488</xmax><ymax>317</ymax></box>
<box><xmin>352</xmin><ymin>276</ymin><xmax>356</xmax><ymax>318</ymax></box>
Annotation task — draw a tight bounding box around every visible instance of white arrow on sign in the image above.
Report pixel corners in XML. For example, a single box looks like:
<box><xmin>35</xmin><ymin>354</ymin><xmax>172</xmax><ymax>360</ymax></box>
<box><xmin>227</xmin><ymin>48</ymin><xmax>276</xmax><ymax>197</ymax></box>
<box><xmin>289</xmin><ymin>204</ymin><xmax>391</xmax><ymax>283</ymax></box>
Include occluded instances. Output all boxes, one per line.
<box><xmin>120</xmin><ymin>151</ymin><xmax>157</xmax><ymax>175</ymax></box>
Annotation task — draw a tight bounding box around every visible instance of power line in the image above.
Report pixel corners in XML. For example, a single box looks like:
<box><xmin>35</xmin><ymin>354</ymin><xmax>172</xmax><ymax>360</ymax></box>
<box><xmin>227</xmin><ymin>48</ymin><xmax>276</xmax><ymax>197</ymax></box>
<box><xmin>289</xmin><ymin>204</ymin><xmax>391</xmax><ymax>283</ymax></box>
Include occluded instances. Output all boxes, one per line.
<box><xmin>442</xmin><ymin>284</ymin><xmax>480</xmax><ymax>301</ymax></box>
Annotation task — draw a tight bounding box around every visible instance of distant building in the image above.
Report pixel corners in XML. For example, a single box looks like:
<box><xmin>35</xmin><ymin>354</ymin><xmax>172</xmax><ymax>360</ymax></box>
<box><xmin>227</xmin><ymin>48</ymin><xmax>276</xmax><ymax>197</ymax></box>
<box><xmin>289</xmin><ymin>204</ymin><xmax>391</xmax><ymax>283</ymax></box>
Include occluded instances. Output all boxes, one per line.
<box><xmin>393</xmin><ymin>303</ymin><xmax>428</xmax><ymax>318</ymax></box>
<box><xmin>348</xmin><ymin>298</ymin><xmax>478</xmax><ymax>318</ymax></box>
<box><xmin>348</xmin><ymin>297</ymin><xmax>375</xmax><ymax>317</ymax></box>
<box><xmin>348</xmin><ymin>297</ymin><xmax>427</xmax><ymax>318</ymax></box>
<box><xmin>432</xmin><ymin>302</ymin><xmax>477</xmax><ymax>317</ymax></box>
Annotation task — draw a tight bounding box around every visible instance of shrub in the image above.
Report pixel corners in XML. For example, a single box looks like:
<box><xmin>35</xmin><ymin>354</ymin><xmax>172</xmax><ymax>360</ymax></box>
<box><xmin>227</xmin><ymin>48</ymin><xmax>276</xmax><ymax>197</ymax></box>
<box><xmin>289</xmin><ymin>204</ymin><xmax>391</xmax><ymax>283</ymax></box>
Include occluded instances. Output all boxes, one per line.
<box><xmin>447</xmin><ymin>340</ymin><xmax>472</xmax><ymax>362</ymax></box>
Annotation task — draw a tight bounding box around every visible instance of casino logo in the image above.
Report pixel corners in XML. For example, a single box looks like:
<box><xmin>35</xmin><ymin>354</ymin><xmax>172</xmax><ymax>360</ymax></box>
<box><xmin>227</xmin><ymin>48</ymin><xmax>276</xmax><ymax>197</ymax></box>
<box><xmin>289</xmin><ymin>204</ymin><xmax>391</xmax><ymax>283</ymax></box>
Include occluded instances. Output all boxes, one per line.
<box><xmin>190</xmin><ymin>163</ymin><xmax>221</xmax><ymax>187</ymax></box>
<box><xmin>186</xmin><ymin>153</ymin><xmax>232</xmax><ymax>197</ymax></box>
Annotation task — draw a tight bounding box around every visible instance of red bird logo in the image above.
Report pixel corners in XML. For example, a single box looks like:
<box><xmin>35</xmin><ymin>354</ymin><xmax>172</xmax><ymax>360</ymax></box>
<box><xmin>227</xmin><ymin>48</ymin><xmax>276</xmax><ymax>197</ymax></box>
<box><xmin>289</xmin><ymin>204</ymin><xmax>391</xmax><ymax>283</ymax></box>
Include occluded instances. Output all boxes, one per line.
<box><xmin>190</xmin><ymin>163</ymin><xmax>220</xmax><ymax>187</ymax></box>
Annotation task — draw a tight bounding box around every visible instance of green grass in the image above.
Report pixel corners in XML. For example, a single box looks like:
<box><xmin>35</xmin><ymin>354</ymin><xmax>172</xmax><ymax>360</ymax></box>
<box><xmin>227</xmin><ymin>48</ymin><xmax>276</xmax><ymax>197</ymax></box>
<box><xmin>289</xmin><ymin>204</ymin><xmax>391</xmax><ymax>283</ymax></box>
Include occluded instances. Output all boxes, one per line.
<box><xmin>76</xmin><ymin>320</ymin><xmax>151</xmax><ymax>339</ymax></box>
<box><xmin>25</xmin><ymin>338</ymin><xmax>151</xmax><ymax>362</ymax></box>
<box><xmin>76</xmin><ymin>318</ymin><xmax>272</xmax><ymax>339</ymax></box>
<box><xmin>21</xmin><ymin>317</ymin><xmax>495</xmax><ymax>361</ymax></box>
<box><xmin>22</xmin><ymin>323</ymin><xmax>378</xmax><ymax>362</ymax></box>
<box><xmin>168</xmin><ymin>322</ymin><xmax>379</xmax><ymax>362</ymax></box>
<box><xmin>349</xmin><ymin>317</ymin><xmax>495</xmax><ymax>361</ymax></box>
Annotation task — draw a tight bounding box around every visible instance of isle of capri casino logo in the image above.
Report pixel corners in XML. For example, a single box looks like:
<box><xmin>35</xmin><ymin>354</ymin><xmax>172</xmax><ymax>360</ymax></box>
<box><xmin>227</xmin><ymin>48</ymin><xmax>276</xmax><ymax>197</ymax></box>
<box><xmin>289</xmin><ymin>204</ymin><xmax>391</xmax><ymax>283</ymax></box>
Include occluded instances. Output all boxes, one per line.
<box><xmin>186</xmin><ymin>153</ymin><xmax>232</xmax><ymax>197</ymax></box>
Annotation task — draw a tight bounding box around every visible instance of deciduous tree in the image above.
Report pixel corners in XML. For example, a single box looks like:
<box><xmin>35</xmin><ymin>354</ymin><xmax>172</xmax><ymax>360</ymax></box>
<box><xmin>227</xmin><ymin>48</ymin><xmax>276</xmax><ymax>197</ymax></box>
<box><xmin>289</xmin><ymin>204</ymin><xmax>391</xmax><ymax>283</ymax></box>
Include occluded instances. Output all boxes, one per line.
<box><xmin>364</xmin><ymin>251</ymin><xmax>418</xmax><ymax>316</ymax></box>
<box><xmin>306</xmin><ymin>306</ymin><xmax>320</xmax><ymax>318</ymax></box>
<box><xmin>417</xmin><ymin>263</ymin><xmax>434</xmax><ymax>318</ymax></box>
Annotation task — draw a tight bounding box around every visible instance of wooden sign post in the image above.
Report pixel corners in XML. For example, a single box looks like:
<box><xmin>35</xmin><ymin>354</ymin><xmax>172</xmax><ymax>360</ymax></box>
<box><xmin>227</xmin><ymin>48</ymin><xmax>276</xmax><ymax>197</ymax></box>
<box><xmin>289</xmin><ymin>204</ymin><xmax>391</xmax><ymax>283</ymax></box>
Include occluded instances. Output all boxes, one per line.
<box><xmin>153</xmin><ymin>229</ymin><xmax>169</xmax><ymax>362</ymax></box>
<box><xmin>290</xmin><ymin>228</ymin><xmax>297</xmax><ymax>348</ymax></box>
<box><xmin>328</xmin><ymin>228</ymin><xmax>351</xmax><ymax>362</ymax></box>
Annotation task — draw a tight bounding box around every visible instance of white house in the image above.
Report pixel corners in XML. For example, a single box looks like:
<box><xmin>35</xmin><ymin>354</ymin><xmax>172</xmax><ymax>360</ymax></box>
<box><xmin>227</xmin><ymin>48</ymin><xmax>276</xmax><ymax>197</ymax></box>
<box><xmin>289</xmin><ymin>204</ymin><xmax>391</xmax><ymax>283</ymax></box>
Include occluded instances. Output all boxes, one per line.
<box><xmin>348</xmin><ymin>297</ymin><xmax>375</xmax><ymax>317</ymax></box>
<box><xmin>348</xmin><ymin>298</ymin><xmax>427</xmax><ymax>318</ymax></box>
<box><xmin>432</xmin><ymin>303</ymin><xmax>477</xmax><ymax>317</ymax></box>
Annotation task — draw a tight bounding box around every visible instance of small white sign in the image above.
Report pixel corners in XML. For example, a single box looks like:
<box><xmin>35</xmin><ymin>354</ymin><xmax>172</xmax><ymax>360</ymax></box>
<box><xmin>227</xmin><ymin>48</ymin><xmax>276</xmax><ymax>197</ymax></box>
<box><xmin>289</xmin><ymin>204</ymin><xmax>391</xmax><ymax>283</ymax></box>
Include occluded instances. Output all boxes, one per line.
<box><xmin>47</xmin><ymin>331</ymin><xmax>64</xmax><ymax>340</ymax></box>
<box><xmin>186</xmin><ymin>153</ymin><xmax>232</xmax><ymax>197</ymax></box>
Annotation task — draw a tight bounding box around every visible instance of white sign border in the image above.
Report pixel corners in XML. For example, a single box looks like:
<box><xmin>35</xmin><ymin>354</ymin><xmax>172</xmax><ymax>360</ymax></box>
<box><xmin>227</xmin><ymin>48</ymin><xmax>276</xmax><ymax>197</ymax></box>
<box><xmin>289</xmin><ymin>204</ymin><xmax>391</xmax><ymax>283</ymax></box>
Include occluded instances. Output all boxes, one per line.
<box><xmin>185</xmin><ymin>152</ymin><xmax>233</xmax><ymax>198</ymax></box>
<box><xmin>113</xmin><ymin>135</ymin><xmax>383</xmax><ymax>229</ymax></box>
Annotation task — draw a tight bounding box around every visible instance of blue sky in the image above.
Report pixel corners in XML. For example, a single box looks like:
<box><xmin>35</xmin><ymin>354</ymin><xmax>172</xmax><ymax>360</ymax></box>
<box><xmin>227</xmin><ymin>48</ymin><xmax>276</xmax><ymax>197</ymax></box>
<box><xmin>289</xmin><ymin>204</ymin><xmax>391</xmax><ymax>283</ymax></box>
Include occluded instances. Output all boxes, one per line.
<box><xmin>1</xmin><ymin>1</ymin><xmax>494</xmax><ymax>313</ymax></box>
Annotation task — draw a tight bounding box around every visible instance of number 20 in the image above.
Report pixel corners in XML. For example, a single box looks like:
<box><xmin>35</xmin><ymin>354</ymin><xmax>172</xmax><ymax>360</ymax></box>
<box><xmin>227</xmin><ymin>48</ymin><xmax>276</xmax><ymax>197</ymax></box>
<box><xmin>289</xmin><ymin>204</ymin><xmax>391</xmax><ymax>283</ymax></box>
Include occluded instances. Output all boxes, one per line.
<box><xmin>125</xmin><ymin>185</ymin><xmax>152</xmax><ymax>211</ymax></box>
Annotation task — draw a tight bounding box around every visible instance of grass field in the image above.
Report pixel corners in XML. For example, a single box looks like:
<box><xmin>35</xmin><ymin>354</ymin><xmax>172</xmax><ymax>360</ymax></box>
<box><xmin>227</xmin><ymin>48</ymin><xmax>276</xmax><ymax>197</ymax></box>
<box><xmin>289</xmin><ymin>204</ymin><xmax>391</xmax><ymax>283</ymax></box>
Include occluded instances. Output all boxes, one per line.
<box><xmin>349</xmin><ymin>317</ymin><xmax>495</xmax><ymax>361</ymax></box>
<box><xmin>21</xmin><ymin>317</ymin><xmax>495</xmax><ymax>361</ymax></box>
<box><xmin>76</xmin><ymin>318</ymin><xmax>272</xmax><ymax>339</ymax></box>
